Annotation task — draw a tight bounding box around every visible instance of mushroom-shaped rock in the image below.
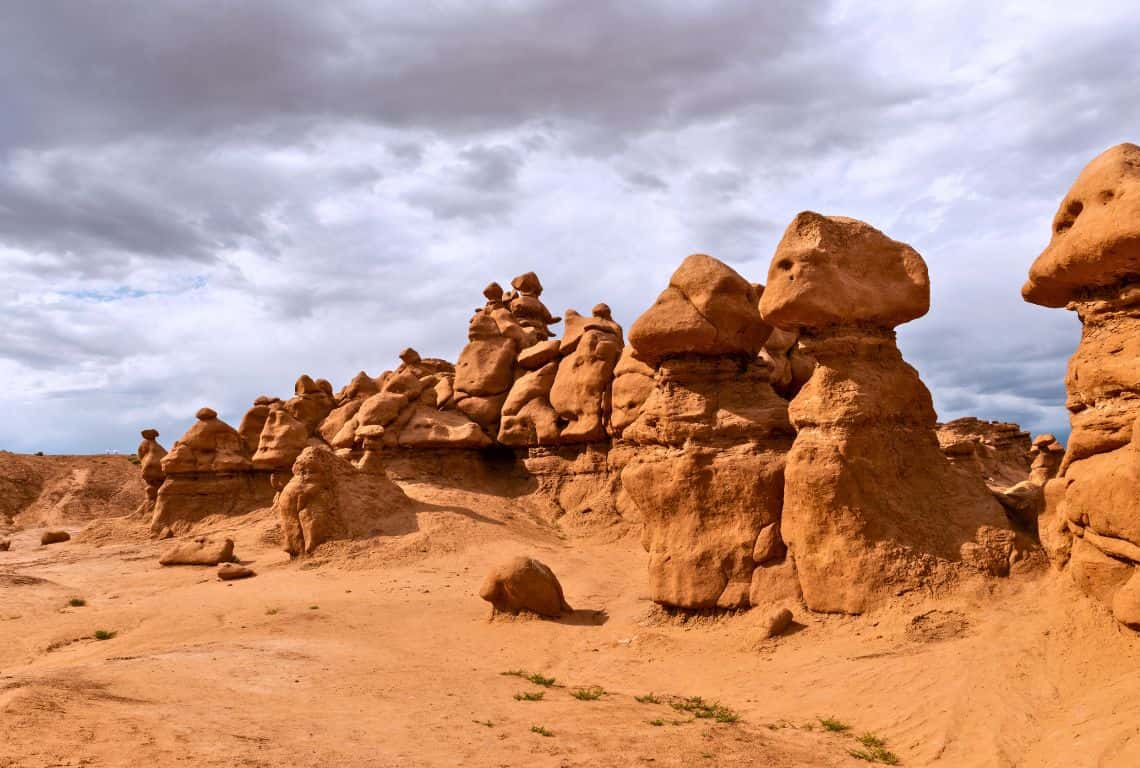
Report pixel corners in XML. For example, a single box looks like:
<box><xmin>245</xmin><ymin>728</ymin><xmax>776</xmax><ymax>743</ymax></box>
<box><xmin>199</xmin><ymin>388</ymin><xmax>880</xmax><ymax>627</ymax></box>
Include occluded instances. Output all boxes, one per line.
<box><xmin>160</xmin><ymin>408</ymin><xmax>251</xmax><ymax>475</ymax></box>
<box><xmin>1020</xmin><ymin>144</ymin><xmax>1140</xmax><ymax>630</ymax></box>
<box><xmin>354</xmin><ymin>424</ymin><xmax>387</xmax><ymax>473</ymax></box>
<box><xmin>760</xmin><ymin>212</ymin><xmax>929</xmax><ymax>330</ymax></box>
<box><xmin>137</xmin><ymin>429</ymin><xmax>167</xmax><ymax>501</ymax></box>
<box><xmin>1023</xmin><ymin>143</ymin><xmax>1140</xmax><ymax>308</ymax></box>
<box><xmin>159</xmin><ymin>537</ymin><xmax>236</xmax><ymax>565</ymax></box>
<box><xmin>479</xmin><ymin>556</ymin><xmax>571</xmax><ymax>617</ymax></box>
<box><xmin>763</xmin><ymin>214</ymin><xmax>1016</xmax><ymax>614</ymax></box>
<box><xmin>629</xmin><ymin>254</ymin><xmax>770</xmax><ymax>365</ymax></box>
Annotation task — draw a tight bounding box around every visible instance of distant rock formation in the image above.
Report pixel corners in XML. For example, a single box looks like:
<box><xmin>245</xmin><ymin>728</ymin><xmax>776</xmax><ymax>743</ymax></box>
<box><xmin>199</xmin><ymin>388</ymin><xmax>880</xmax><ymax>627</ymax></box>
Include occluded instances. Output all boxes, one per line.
<box><xmin>622</xmin><ymin>255</ymin><xmax>795</xmax><ymax>611</ymax></box>
<box><xmin>1022</xmin><ymin>143</ymin><xmax>1140</xmax><ymax>630</ymax></box>
<box><xmin>761</xmin><ymin>212</ymin><xmax>1018</xmax><ymax>614</ymax></box>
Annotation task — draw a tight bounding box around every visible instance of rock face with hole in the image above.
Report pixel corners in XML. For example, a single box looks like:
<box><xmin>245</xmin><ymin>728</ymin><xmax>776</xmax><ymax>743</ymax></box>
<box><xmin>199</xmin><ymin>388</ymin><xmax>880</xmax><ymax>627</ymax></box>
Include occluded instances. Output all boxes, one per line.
<box><xmin>1022</xmin><ymin>143</ymin><xmax>1140</xmax><ymax>630</ymax></box>
<box><xmin>622</xmin><ymin>255</ymin><xmax>795</xmax><ymax>611</ymax></box>
<box><xmin>479</xmin><ymin>555</ymin><xmax>571</xmax><ymax>617</ymax></box>
<box><xmin>761</xmin><ymin>212</ymin><xmax>1018</xmax><ymax>614</ymax></box>
<box><xmin>274</xmin><ymin>446</ymin><xmax>413</xmax><ymax>556</ymax></box>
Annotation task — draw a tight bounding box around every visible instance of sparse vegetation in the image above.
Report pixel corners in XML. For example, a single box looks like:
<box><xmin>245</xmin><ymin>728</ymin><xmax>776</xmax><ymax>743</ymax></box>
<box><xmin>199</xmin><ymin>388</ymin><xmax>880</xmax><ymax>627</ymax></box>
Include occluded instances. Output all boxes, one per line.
<box><xmin>500</xmin><ymin>669</ymin><xmax>527</xmax><ymax>678</ymax></box>
<box><xmin>265</xmin><ymin>607</ymin><xmax>279</xmax><ymax>615</ymax></box>
<box><xmin>68</xmin><ymin>598</ymin><xmax>86</xmax><ymax>607</ymax></box>
<box><xmin>472</xmin><ymin>719</ymin><xmax>494</xmax><ymax>728</ymax></box>
<box><xmin>529</xmin><ymin>724</ymin><xmax>553</xmax><ymax>737</ymax></box>
<box><xmin>571</xmin><ymin>686</ymin><xmax>605</xmax><ymax>701</ymax></box>
<box><xmin>818</xmin><ymin>716</ymin><xmax>851</xmax><ymax>732</ymax></box>
<box><xmin>648</xmin><ymin>719</ymin><xmax>665</xmax><ymax>727</ymax></box>
<box><xmin>527</xmin><ymin>672</ymin><xmax>556</xmax><ymax>687</ymax></box>
<box><xmin>635</xmin><ymin>693</ymin><xmax>661</xmax><ymax>704</ymax></box>
<box><xmin>93</xmin><ymin>630</ymin><xmax>116</xmax><ymax>641</ymax></box>
<box><xmin>850</xmin><ymin>733</ymin><xmax>900</xmax><ymax>764</ymax></box>
<box><xmin>671</xmin><ymin>696</ymin><xmax>740</xmax><ymax>724</ymax></box>
<box><xmin>849</xmin><ymin>746</ymin><xmax>900</xmax><ymax>765</ymax></box>
<box><xmin>514</xmin><ymin>691</ymin><xmax>545</xmax><ymax>701</ymax></box>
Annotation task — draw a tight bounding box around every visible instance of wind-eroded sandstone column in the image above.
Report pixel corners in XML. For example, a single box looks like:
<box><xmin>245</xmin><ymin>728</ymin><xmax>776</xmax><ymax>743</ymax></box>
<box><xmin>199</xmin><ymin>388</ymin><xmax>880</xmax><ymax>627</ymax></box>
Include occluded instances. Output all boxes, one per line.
<box><xmin>762</xmin><ymin>212</ymin><xmax>1017</xmax><ymax>614</ymax></box>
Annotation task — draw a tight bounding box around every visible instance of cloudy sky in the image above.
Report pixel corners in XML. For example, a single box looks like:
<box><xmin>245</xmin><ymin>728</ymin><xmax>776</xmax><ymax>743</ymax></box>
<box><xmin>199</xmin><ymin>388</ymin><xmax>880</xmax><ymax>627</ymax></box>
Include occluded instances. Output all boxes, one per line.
<box><xmin>2</xmin><ymin>0</ymin><xmax>1136</xmax><ymax>453</ymax></box>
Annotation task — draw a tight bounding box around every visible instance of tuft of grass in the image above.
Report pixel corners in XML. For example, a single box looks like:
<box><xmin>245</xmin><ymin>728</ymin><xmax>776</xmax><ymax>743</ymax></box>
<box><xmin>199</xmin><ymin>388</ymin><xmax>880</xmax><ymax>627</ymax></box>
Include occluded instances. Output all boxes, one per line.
<box><xmin>571</xmin><ymin>686</ymin><xmax>605</xmax><ymax>701</ymax></box>
<box><xmin>818</xmin><ymin>716</ymin><xmax>851</xmax><ymax>733</ymax></box>
<box><xmin>514</xmin><ymin>691</ymin><xmax>545</xmax><ymax>701</ymax></box>
<box><xmin>858</xmin><ymin>733</ymin><xmax>886</xmax><ymax>749</ymax></box>
<box><xmin>635</xmin><ymin>693</ymin><xmax>661</xmax><ymax>704</ymax></box>
<box><xmin>500</xmin><ymin>669</ymin><xmax>528</xmax><ymax>678</ymax></box>
<box><xmin>472</xmin><ymin>719</ymin><xmax>494</xmax><ymax>728</ymax></box>
<box><xmin>265</xmin><ymin>607</ymin><xmax>279</xmax><ymax>615</ymax></box>
<box><xmin>526</xmin><ymin>672</ymin><xmax>556</xmax><ymax>688</ymax></box>
<box><xmin>671</xmin><ymin>696</ymin><xmax>740</xmax><ymax>724</ymax></box>
<box><xmin>849</xmin><ymin>746</ymin><xmax>900</xmax><ymax>765</ymax></box>
<box><xmin>68</xmin><ymin>598</ymin><xmax>86</xmax><ymax>607</ymax></box>
<box><xmin>93</xmin><ymin>630</ymin><xmax>116</xmax><ymax>641</ymax></box>
<box><xmin>648</xmin><ymin>719</ymin><xmax>666</xmax><ymax>727</ymax></box>
<box><xmin>529</xmin><ymin>724</ymin><xmax>554</xmax><ymax>738</ymax></box>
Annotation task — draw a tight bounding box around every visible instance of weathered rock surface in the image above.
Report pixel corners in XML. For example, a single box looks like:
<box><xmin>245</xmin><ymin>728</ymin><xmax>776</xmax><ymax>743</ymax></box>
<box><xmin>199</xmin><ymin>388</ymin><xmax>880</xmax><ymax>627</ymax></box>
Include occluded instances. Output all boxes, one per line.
<box><xmin>762</xmin><ymin>213</ymin><xmax>1018</xmax><ymax>614</ymax></box>
<box><xmin>1023</xmin><ymin>144</ymin><xmax>1140</xmax><ymax>630</ymax></box>
<box><xmin>217</xmin><ymin>563</ymin><xmax>255</xmax><ymax>580</ymax></box>
<box><xmin>622</xmin><ymin>255</ymin><xmax>794</xmax><ymax>611</ymax></box>
<box><xmin>479</xmin><ymin>555</ymin><xmax>571</xmax><ymax>617</ymax></box>
<box><xmin>937</xmin><ymin>418</ymin><xmax>1032</xmax><ymax>491</ymax></box>
<box><xmin>275</xmin><ymin>447</ymin><xmax>413</xmax><ymax>556</ymax></box>
<box><xmin>137</xmin><ymin>429</ymin><xmax>167</xmax><ymax>503</ymax></box>
<box><xmin>628</xmin><ymin>254</ymin><xmax>770</xmax><ymax>366</ymax></box>
<box><xmin>159</xmin><ymin>537</ymin><xmax>235</xmax><ymax>566</ymax></box>
<box><xmin>40</xmin><ymin>530</ymin><xmax>70</xmax><ymax>545</ymax></box>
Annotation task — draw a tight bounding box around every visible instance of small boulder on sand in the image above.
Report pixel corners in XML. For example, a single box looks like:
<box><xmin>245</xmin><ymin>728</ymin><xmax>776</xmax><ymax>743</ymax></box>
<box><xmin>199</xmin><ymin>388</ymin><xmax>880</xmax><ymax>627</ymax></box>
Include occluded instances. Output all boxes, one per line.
<box><xmin>217</xmin><ymin>563</ymin><xmax>255</xmax><ymax>581</ymax></box>
<box><xmin>479</xmin><ymin>556</ymin><xmax>572</xmax><ymax>618</ymax></box>
<box><xmin>159</xmin><ymin>537</ymin><xmax>236</xmax><ymax>566</ymax></box>
<box><xmin>0</xmin><ymin>538</ymin><xmax>10</xmax><ymax>551</ymax></box>
<box><xmin>760</xmin><ymin>607</ymin><xmax>795</xmax><ymax>639</ymax></box>
<box><xmin>41</xmin><ymin>530</ymin><xmax>71</xmax><ymax>546</ymax></box>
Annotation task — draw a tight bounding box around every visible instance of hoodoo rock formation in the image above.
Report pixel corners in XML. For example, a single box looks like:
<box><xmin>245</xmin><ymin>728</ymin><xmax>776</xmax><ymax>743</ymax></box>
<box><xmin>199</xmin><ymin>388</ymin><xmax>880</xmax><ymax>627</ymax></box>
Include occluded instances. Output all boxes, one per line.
<box><xmin>622</xmin><ymin>255</ymin><xmax>795</xmax><ymax>610</ymax></box>
<box><xmin>761</xmin><ymin>212</ymin><xmax>1019</xmax><ymax>614</ymax></box>
<box><xmin>1023</xmin><ymin>143</ymin><xmax>1140</xmax><ymax>629</ymax></box>
<box><xmin>151</xmin><ymin>408</ymin><xmax>274</xmax><ymax>535</ymax></box>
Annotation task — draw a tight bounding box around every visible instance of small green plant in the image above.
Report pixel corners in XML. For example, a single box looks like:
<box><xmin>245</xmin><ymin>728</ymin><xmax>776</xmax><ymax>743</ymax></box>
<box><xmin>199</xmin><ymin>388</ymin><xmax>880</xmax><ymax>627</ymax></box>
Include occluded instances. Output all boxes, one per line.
<box><xmin>34</xmin><ymin>451</ymin><xmax>44</xmax><ymax>457</ymax></box>
<box><xmin>93</xmin><ymin>630</ymin><xmax>116</xmax><ymax>641</ymax></box>
<box><xmin>126</xmin><ymin>454</ymin><xmax>139</xmax><ymax>464</ymax></box>
<box><xmin>265</xmin><ymin>607</ymin><xmax>279</xmax><ymax>615</ymax></box>
<box><xmin>818</xmin><ymin>716</ymin><xmax>851</xmax><ymax>733</ymax></box>
<box><xmin>526</xmin><ymin>672</ymin><xmax>556</xmax><ymax>687</ymax></box>
<box><xmin>849</xmin><ymin>746</ymin><xmax>900</xmax><ymax>765</ymax></box>
<box><xmin>635</xmin><ymin>693</ymin><xmax>661</xmax><ymax>704</ymax></box>
<box><xmin>671</xmin><ymin>696</ymin><xmax>739</xmax><ymax>724</ymax></box>
<box><xmin>648</xmin><ymin>719</ymin><xmax>665</xmax><ymax>727</ymax></box>
<box><xmin>68</xmin><ymin>598</ymin><xmax>86</xmax><ymax>607</ymax></box>
<box><xmin>571</xmin><ymin>686</ymin><xmax>605</xmax><ymax>701</ymax></box>
<box><xmin>500</xmin><ymin>669</ymin><xmax>527</xmax><ymax>678</ymax></box>
<box><xmin>514</xmin><ymin>691</ymin><xmax>545</xmax><ymax>701</ymax></box>
<box><xmin>530</xmin><ymin>724</ymin><xmax>554</xmax><ymax>737</ymax></box>
<box><xmin>858</xmin><ymin>733</ymin><xmax>886</xmax><ymax>749</ymax></box>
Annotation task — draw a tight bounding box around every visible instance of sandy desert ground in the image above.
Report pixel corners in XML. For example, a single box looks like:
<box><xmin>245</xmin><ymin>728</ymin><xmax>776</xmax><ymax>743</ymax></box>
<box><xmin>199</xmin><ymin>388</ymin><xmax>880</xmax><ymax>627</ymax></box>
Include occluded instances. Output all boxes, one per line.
<box><xmin>3</xmin><ymin>458</ymin><xmax>1139</xmax><ymax>768</ymax></box>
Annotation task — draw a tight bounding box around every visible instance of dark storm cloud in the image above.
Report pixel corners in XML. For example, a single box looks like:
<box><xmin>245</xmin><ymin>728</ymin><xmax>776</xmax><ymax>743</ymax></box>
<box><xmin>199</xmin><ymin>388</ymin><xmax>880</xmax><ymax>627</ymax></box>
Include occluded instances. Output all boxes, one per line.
<box><xmin>1</xmin><ymin>0</ymin><xmax>1137</xmax><ymax>453</ymax></box>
